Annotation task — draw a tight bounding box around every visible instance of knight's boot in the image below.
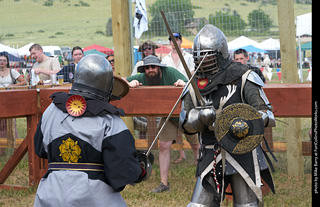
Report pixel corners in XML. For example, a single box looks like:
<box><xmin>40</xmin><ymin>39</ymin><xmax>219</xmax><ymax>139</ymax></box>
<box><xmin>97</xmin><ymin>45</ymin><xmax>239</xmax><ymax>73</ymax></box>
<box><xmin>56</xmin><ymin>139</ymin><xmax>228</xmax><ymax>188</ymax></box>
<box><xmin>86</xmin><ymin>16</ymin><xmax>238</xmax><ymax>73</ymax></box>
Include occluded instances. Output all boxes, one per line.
<box><xmin>186</xmin><ymin>176</ymin><xmax>220</xmax><ymax>207</ymax></box>
<box><xmin>231</xmin><ymin>173</ymin><xmax>261</xmax><ymax>207</ymax></box>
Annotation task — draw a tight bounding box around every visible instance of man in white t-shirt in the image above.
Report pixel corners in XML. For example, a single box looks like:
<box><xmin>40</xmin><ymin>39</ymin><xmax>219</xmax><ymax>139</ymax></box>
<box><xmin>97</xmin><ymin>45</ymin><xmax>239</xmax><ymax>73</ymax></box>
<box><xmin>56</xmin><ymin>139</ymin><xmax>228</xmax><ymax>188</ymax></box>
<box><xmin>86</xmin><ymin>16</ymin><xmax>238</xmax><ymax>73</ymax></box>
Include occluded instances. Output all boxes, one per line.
<box><xmin>29</xmin><ymin>43</ymin><xmax>61</xmax><ymax>82</ymax></box>
<box><xmin>159</xmin><ymin>33</ymin><xmax>200</xmax><ymax>170</ymax></box>
<box><xmin>161</xmin><ymin>33</ymin><xmax>195</xmax><ymax>78</ymax></box>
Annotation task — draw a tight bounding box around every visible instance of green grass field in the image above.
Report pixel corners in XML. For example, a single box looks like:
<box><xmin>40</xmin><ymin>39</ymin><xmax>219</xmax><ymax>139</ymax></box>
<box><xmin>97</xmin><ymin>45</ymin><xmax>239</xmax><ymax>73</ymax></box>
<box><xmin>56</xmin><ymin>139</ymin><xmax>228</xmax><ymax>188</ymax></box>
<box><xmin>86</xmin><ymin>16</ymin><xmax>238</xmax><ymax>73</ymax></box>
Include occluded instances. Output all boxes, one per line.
<box><xmin>0</xmin><ymin>150</ymin><xmax>312</xmax><ymax>207</ymax></box>
<box><xmin>0</xmin><ymin>116</ymin><xmax>313</xmax><ymax>206</ymax></box>
<box><xmin>0</xmin><ymin>0</ymin><xmax>311</xmax><ymax>48</ymax></box>
<box><xmin>0</xmin><ymin>116</ymin><xmax>312</xmax><ymax>206</ymax></box>
<box><xmin>0</xmin><ymin>1</ymin><xmax>312</xmax><ymax>206</ymax></box>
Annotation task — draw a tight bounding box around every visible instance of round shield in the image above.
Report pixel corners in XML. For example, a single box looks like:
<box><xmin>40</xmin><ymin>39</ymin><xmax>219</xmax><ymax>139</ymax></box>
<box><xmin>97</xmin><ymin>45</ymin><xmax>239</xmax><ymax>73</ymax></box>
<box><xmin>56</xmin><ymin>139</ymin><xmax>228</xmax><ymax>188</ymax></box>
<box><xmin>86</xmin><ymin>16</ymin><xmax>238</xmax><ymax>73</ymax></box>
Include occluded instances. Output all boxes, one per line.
<box><xmin>214</xmin><ymin>103</ymin><xmax>264</xmax><ymax>154</ymax></box>
<box><xmin>66</xmin><ymin>95</ymin><xmax>87</xmax><ymax>117</ymax></box>
<box><xmin>111</xmin><ymin>76</ymin><xmax>129</xmax><ymax>101</ymax></box>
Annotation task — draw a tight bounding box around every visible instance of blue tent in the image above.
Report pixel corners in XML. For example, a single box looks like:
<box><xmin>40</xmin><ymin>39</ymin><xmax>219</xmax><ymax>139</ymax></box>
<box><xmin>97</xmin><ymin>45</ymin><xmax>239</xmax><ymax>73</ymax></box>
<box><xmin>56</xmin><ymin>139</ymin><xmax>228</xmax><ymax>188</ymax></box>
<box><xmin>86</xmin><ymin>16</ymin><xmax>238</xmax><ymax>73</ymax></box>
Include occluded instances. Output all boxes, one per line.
<box><xmin>133</xmin><ymin>47</ymin><xmax>142</xmax><ymax>65</ymax></box>
<box><xmin>235</xmin><ymin>45</ymin><xmax>268</xmax><ymax>53</ymax></box>
<box><xmin>0</xmin><ymin>51</ymin><xmax>23</xmax><ymax>62</ymax></box>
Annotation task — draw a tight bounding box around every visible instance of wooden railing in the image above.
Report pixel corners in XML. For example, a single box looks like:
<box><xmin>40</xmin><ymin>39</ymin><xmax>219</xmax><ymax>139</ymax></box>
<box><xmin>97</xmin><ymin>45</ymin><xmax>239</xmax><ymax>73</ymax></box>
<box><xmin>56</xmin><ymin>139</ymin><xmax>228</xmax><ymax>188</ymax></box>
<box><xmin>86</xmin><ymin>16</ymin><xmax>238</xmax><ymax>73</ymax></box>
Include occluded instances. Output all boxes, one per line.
<box><xmin>0</xmin><ymin>84</ymin><xmax>312</xmax><ymax>189</ymax></box>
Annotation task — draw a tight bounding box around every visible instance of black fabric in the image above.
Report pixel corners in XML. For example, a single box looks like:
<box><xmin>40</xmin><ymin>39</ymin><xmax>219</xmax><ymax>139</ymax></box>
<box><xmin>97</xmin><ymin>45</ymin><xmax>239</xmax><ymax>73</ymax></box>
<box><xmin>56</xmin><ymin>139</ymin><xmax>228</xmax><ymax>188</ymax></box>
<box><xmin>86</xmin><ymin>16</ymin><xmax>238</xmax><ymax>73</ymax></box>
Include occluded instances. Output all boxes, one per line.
<box><xmin>193</xmin><ymin>61</ymin><xmax>275</xmax><ymax>195</ymax></box>
<box><xmin>36</xmin><ymin>130</ymin><xmax>143</xmax><ymax>192</ymax></box>
<box><xmin>56</xmin><ymin>63</ymin><xmax>75</xmax><ymax>83</ymax></box>
<box><xmin>243</xmin><ymin>81</ymin><xmax>270</xmax><ymax>111</ymax></box>
<box><xmin>219</xmin><ymin>118</ymin><xmax>264</xmax><ymax>154</ymax></box>
<box><xmin>196</xmin><ymin>62</ymin><xmax>248</xmax><ymax>96</ymax></box>
<box><xmin>197</xmin><ymin>77</ymin><xmax>265</xmax><ymax>181</ymax></box>
<box><xmin>50</xmin><ymin>92</ymin><xmax>125</xmax><ymax>117</ymax></box>
<box><xmin>34</xmin><ymin>117</ymin><xmax>47</xmax><ymax>159</ymax></box>
<box><xmin>47</xmin><ymin>133</ymin><xmax>103</xmax><ymax>164</ymax></box>
<box><xmin>197</xmin><ymin>148</ymin><xmax>255</xmax><ymax>182</ymax></box>
<box><xmin>260</xmin><ymin>168</ymin><xmax>275</xmax><ymax>194</ymax></box>
<box><xmin>40</xmin><ymin>133</ymin><xmax>110</xmax><ymax>186</ymax></box>
<box><xmin>200</xmin><ymin>79</ymin><xmax>243</xmax><ymax>146</ymax></box>
<box><xmin>102</xmin><ymin>130</ymin><xmax>142</xmax><ymax>192</ymax></box>
<box><xmin>196</xmin><ymin>146</ymin><xmax>276</xmax><ymax>195</ymax></box>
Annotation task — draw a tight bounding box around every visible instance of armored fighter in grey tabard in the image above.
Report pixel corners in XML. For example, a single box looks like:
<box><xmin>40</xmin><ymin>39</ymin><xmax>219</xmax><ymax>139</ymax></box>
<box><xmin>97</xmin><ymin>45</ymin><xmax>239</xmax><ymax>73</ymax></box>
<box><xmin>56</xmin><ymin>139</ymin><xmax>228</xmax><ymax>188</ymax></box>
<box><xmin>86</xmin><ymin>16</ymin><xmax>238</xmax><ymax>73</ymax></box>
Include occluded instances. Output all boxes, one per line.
<box><xmin>179</xmin><ymin>25</ymin><xmax>276</xmax><ymax>207</ymax></box>
<box><xmin>34</xmin><ymin>54</ymin><xmax>152</xmax><ymax>207</ymax></box>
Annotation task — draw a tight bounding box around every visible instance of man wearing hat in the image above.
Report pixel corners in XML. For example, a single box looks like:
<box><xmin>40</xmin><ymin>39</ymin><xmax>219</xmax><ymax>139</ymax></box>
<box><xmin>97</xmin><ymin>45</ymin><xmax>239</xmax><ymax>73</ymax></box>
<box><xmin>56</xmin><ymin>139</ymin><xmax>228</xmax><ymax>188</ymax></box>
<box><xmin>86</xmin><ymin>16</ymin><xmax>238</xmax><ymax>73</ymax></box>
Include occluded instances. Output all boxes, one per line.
<box><xmin>125</xmin><ymin>55</ymin><xmax>198</xmax><ymax>193</ymax></box>
<box><xmin>126</xmin><ymin>55</ymin><xmax>186</xmax><ymax>87</ymax></box>
<box><xmin>34</xmin><ymin>54</ymin><xmax>151</xmax><ymax>206</ymax></box>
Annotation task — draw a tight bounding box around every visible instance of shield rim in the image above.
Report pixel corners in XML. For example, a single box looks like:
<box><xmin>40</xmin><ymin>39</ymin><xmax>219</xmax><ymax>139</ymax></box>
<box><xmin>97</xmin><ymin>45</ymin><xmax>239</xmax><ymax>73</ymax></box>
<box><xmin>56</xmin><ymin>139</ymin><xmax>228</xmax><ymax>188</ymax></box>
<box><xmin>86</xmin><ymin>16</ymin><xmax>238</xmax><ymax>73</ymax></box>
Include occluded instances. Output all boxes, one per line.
<box><xmin>111</xmin><ymin>76</ymin><xmax>130</xmax><ymax>101</ymax></box>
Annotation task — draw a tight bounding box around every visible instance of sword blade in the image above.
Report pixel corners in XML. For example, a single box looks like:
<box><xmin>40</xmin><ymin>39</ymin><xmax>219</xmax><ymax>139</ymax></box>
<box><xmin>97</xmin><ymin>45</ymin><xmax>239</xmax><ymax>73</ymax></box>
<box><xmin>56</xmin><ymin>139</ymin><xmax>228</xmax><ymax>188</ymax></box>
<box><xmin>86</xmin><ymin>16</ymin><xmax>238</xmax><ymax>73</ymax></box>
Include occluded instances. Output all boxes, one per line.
<box><xmin>160</xmin><ymin>10</ymin><xmax>206</xmax><ymax>106</ymax></box>
<box><xmin>146</xmin><ymin>52</ymin><xmax>208</xmax><ymax>156</ymax></box>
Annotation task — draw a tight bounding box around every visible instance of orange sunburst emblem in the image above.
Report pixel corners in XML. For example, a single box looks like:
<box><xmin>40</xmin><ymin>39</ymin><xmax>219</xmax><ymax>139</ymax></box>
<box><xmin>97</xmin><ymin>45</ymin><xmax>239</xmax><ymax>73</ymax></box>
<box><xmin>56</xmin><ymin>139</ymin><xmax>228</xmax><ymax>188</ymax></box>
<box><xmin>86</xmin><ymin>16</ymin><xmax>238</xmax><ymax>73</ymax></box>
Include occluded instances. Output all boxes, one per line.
<box><xmin>66</xmin><ymin>95</ymin><xmax>87</xmax><ymax>117</ymax></box>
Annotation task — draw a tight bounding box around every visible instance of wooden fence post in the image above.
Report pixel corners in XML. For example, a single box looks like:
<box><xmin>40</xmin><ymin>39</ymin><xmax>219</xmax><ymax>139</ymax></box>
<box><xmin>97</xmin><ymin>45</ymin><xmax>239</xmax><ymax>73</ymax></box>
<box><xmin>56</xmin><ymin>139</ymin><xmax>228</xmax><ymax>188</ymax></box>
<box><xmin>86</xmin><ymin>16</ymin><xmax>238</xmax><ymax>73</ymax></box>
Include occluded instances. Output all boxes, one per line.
<box><xmin>111</xmin><ymin>0</ymin><xmax>134</xmax><ymax>134</ymax></box>
<box><xmin>277</xmin><ymin>0</ymin><xmax>303</xmax><ymax>176</ymax></box>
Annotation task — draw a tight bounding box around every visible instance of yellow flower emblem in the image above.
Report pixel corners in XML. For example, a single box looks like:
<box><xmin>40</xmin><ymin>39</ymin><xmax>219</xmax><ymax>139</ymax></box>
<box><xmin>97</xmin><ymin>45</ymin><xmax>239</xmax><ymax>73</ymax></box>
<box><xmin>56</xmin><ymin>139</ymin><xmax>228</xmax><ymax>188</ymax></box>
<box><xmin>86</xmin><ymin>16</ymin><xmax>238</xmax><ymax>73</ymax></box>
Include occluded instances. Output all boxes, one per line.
<box><xmin>59</xmin><ymin>138</ymin><xmax>82</xmax><ymax>163</ymax></box>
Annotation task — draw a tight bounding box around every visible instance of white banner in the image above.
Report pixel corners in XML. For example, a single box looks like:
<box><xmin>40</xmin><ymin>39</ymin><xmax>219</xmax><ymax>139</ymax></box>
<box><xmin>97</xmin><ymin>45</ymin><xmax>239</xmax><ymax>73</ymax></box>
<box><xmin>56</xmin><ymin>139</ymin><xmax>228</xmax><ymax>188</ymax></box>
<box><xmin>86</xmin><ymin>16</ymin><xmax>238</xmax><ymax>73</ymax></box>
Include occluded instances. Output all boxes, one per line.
<box><xmin>133</xmin><ymin>0</ymin><xmax>148</xmax><ymax>39</ymax></box>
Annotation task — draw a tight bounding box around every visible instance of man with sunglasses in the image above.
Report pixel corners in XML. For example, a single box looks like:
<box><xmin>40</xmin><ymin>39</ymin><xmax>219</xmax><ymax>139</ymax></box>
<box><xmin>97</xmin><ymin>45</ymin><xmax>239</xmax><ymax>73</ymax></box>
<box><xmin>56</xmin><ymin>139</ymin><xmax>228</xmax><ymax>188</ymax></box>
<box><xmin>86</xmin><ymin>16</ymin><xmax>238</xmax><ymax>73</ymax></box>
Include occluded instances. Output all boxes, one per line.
<box><xmin>125</xmin><ymin>55</ymin><xmax>188</xmax><ymax>193</ymax></box>
<box><xmin>132</xmin><ymin>40</ymin><xmax>159</xmax><ymax>76</ymax></box>
<box><xmin>106</xmin><ymin>55</ymin><xmax>115</xmax><ymax>72</ymax></box>
<box><xmin>126</xmin><ymin>55</ymin><xmax>186</xmax><ymax>87</ymax></box>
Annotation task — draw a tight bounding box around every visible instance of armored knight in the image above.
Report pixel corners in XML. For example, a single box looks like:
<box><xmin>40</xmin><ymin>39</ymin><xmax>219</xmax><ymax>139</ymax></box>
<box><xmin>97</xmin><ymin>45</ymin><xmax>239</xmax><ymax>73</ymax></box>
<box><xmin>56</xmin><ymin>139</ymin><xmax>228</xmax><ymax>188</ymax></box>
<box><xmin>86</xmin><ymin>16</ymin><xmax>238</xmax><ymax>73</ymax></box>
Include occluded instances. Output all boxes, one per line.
<box><xmin>180</xmin><ymin>25</ymin><xmax>276</xmax><ymax>207</ymax></box>
<box><xmin>34</xmin><ymin>54</ymin><xmax>152</xmax><ymax>207</ymax></box>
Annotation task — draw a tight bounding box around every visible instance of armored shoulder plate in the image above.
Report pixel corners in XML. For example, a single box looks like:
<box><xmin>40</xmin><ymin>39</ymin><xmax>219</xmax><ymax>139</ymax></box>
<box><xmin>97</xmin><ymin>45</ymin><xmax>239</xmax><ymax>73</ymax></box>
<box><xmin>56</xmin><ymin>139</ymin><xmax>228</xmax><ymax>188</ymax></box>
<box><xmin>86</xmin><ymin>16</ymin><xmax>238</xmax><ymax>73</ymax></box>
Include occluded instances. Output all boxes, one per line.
<box><xmin>247</xmin><ymin>71</ymin><xmax>265</xmax><ymax>87</ymax></box>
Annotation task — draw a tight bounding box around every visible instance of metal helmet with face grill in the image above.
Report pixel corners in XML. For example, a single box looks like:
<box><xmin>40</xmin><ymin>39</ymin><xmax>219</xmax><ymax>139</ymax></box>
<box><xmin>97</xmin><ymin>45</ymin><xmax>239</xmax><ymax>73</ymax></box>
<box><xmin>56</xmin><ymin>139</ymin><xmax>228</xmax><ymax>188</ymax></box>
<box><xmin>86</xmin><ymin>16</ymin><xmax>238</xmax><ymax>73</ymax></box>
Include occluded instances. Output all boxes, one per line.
<box><xmin>193</xmin><ymin>24</ymin><xmax>231</xmax><ymax>78</ymax></box>
<box><xmin>70</xmin><ymin>54</ymin><xmax>114</xmax><ymax>102</ymax></box>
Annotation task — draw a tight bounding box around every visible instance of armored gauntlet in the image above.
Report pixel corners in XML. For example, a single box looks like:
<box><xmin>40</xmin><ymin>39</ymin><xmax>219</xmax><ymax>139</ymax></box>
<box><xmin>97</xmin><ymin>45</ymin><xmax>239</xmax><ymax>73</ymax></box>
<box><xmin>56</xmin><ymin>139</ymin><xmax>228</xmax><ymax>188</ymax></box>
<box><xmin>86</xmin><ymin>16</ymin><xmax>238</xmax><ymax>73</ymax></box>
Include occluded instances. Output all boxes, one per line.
<box><xmin>180</xmin><ymin>106</ymin><xmax>216</xmax><ymax>134</ymax></box>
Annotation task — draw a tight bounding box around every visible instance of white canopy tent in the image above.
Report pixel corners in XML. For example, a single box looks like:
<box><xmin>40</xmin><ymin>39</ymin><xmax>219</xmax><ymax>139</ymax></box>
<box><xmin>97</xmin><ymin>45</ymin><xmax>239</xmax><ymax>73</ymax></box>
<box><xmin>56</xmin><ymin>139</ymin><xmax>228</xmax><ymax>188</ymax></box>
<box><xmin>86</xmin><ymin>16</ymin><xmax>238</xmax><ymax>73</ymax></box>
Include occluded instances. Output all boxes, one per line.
<box><xmin>258</xmin><ymin>38</ymin><xmax>280</xmax><ymax>60</ymax></box>
<box><xmin>17</xmin><ymin>42</ymin><xmax>34</xmax><ymax>57</ymax></box>
<box><xmin>228</xmin><ymin>36</ymin><xmax>260</xmax><ymax>51</ymax></box>
<box><xmin>296</xmin><ymin>12</ymin><xmax>312</xmax><ymax>82</ymax></box>
<box><xmin>258</xmin><ymin>38</ymin><xmax>280</xmax><ymax>51</ymax></box>
<box><xmin>0</xmin><ymin>43</ymin><xmax>19</xmax><ymax>57</ymax></box>
<box><xmin>296</xmin><ymin>12</ymin><xmax>312</xmax><ymax>37</ymax></box>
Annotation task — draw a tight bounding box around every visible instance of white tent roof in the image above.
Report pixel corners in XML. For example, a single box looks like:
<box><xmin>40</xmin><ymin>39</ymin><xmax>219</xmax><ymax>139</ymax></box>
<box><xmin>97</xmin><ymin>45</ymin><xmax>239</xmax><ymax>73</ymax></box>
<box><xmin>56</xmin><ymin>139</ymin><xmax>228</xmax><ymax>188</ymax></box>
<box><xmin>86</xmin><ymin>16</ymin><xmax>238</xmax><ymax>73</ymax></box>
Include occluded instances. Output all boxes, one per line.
<box><xmin>296</xmin><ymin>12</ymin><xmax>312</xmax><ymax>37</ymax></box>
<box><xmin>17</xmin><ymin>42</ymin><xmax>34</xmax><ymax>57</ymax></box>
<box><xmin>0</xmin><ymin>43</ymin><xmax>19</xmax><ymax>57</ymax></box>
<box><xmin>258</xmin><ymin>38</ymin><xmax>280</xmax><ymax>51</ymax></box>
<box><xmin>228</xmin><ymin>36</ymin><xmax>260</xmax><ymax>50</ymax></box>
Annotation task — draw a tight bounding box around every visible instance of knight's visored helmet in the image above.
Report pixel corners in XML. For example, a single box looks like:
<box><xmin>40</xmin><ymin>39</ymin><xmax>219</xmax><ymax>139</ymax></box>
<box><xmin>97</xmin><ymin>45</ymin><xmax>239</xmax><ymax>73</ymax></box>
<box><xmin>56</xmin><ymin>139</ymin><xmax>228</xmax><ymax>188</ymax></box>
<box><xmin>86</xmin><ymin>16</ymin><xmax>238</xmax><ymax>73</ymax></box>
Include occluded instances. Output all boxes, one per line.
<box><xmin>70</xmin><ymin>54</ymin><xmax>114</xmax><ymax>102</ymax></box>
<box><xmin>193</xmin><ymin>24</ymin><xmax>230</xmax><ymax>78</ymax></box>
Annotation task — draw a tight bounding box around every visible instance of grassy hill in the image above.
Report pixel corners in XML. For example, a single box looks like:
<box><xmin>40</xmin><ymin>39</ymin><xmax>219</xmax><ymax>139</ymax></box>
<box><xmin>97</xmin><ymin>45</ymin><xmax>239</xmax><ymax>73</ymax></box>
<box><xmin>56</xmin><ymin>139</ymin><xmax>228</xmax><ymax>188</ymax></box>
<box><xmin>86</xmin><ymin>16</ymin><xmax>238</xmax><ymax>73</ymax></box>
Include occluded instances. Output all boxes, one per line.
<box><xmin>0</xmin><ymin>0</ymin><xmax>311</xmax><ymax>48</ymax></box>
<box><xmin>0</xmin><ymin>0</ymin><xmax>112</xmax><ymax>48</ymax></box>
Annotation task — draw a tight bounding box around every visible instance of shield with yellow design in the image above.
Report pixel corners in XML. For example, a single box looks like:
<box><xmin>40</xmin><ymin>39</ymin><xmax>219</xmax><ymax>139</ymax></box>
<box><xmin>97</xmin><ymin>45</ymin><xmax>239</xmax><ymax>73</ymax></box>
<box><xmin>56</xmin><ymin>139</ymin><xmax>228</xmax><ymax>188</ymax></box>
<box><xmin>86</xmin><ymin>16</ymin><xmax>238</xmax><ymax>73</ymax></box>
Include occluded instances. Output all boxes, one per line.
<box><xmin>66</xmin><ymin>95</ymin><xmax>87</xmax><ymax>117</ymax></box>
<box><xmin>214</xmin><ymin>103</ymin><xmax>264</xmax><ymax>154</ymax></box>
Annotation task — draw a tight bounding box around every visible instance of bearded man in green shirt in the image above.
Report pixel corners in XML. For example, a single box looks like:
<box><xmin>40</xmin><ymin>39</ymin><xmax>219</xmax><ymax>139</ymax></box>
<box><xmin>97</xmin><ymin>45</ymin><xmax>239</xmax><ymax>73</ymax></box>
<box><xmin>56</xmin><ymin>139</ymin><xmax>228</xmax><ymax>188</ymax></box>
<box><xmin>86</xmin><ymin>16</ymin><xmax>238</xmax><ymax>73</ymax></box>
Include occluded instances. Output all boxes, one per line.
<box><xmin>126</xmin><ymin>55</ymin><xmax>187</xmax><ymax>87</ymax></box>
<box><xmin>125</xmin><ymin>55</ymin><xmax>199</xmax><ymax>193</ymax></box>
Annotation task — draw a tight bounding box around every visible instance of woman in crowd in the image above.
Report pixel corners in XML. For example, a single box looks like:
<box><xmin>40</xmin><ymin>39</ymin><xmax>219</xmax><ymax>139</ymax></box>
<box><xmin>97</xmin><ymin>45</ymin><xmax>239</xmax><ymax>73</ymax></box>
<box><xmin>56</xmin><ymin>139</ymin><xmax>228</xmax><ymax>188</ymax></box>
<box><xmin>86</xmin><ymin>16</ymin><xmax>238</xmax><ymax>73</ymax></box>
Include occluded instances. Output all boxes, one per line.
<box><xmin>0</xmin><ymin>51</ymin><xmax>26</xmax><ymax>155</ymax></box>
<box><xmin>0</xmin><ymin>51</ymin><xmax>26</xmax><ymax>88</ymax></box>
